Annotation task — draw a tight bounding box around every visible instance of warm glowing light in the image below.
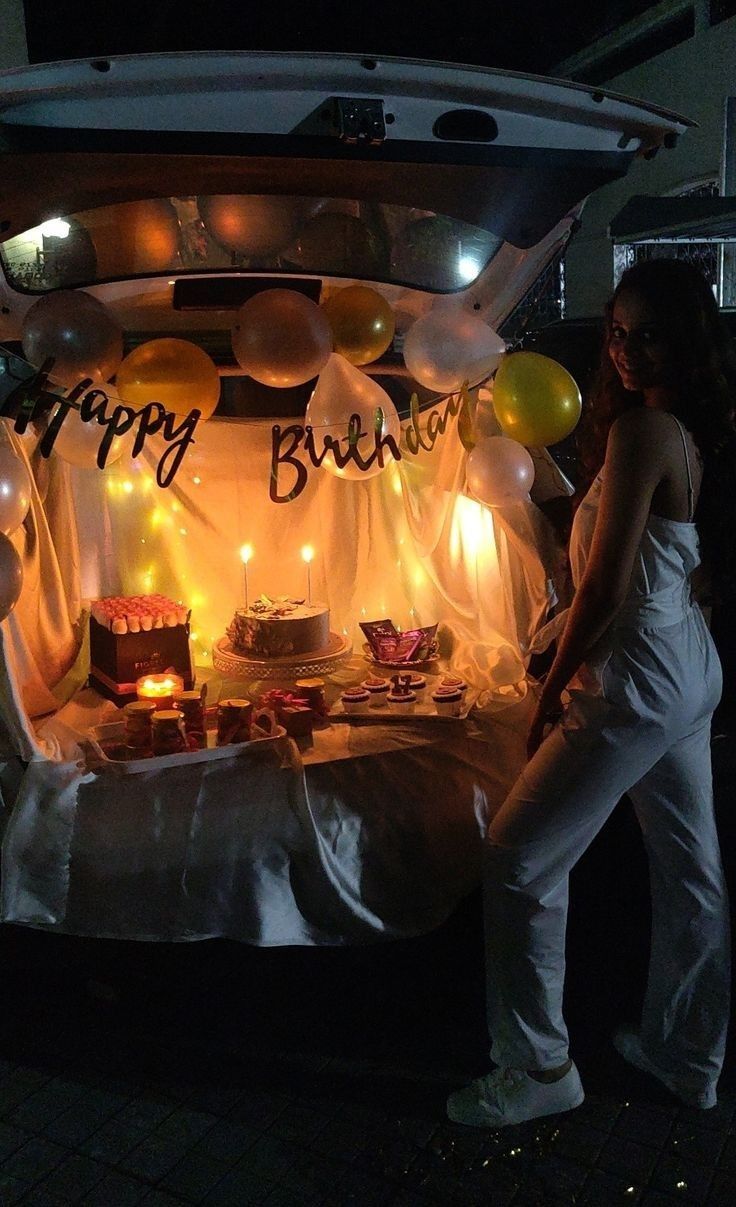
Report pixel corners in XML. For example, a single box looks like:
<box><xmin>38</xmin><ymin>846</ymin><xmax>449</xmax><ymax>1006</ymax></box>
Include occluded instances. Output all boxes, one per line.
<box><xmin>122</xmin><ymin>480</ymin><xmax>134</xmax><ymax>494</ymax></box>
<box><xmin>136</xmin><ymin>672</ymin><xmax>184</xmax><ymax>710</ymax></box>
<box><xmin>39</xmin><ymin>218</ymin><xmax>70</xmax><ymax>239</ymax></box>
<box><xmin>179</xmin><ymin>527</ymin><xmax>187</xmax><ymax>536</ymax></box>
<box><xmin>301</xmin><ymin>545</ymin><xmax>315</xmax><ymax>564</ymax></box>
<box><xmin>192</xmin><ymin>476</ymin><xmax>201</xmax><ymax>485</ymax></box>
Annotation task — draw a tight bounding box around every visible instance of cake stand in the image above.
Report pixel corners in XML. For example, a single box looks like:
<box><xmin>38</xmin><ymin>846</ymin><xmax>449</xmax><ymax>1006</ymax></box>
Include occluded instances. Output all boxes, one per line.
<box><xmin>212</xmin><ymin>632</ymin><xmax>353</xmax><ymax>680</ymax></box>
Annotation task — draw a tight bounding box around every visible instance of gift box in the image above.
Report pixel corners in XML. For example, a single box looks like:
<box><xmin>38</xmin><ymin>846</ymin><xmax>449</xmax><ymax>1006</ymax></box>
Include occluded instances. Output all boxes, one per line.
<box><xmin>260</xmin><ymin>689</ymin><xmax>314</xmax><ymax>738</ymax></box>
<box><xmin>89</xmin><ymin>615</ymin><xmax>194</xmax><ymax>705</ymax></box>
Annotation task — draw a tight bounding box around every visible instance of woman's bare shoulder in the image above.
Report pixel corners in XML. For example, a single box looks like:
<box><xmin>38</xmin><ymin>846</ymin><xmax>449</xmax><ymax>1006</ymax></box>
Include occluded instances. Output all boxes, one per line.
<box><xmin>609</xmin><ymin>407</ymin><xmax>676</xmax><ymax>449</ymax></box>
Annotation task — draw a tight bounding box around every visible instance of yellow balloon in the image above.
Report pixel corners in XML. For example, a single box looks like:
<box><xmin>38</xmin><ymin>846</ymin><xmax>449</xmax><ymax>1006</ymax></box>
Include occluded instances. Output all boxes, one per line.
<box><xmin>116</xmin><ymin>338</ymin><xmax>221</xmax><ymax>420</ymax></box>
<box><xmin>493</xmin><ymin>352</ymin><xmax>581</xmax><ymax>447</ymax></box>
<box><xmin>322</xmin><ymin>285</ymin><xmax>395</xmax><ymax>366</ymax></box>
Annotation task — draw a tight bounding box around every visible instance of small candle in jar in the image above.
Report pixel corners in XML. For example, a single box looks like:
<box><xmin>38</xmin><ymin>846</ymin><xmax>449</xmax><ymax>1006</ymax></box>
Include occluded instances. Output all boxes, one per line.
<box><xmin>151</xmin><ymin>709</ymin><xmax>187</xmax><ymax>756</ymax></box>
<box><xmin>173</xmin><ymin>689</ymin><xmax>206</xmax><ymax>749</ymax></box>
<box><xmin>216</xmin><ymin>698</ymin><xmax>253</xmax><ymax>746</ymax></box>
<box><xmin>136</xmin><ymin>672</ymin><xmax>185</xmax><ymax>711</ymax></box>
<box><xmin>123</xmin><ymin>699</ymin><xmax>157</xmax><ymax>755</ymax></box>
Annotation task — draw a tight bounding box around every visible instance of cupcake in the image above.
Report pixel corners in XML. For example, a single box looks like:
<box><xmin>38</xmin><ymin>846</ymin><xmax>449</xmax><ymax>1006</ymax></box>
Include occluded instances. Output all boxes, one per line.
<box><xmin>386</xmin><ymin>687</ymin><xmax>417</xmax><ymax>714</ymax></box>
<box><xmin>341</xmin><ymin>686</ymin><xmax>370</xmax><ymax>714</ymax></box>
<box><xmin>432</xmin><ymin>687</ymin><xmax>463</xmax><ymax>717</ymax></box>
<box><xmin>408</xmin><ymin>673</ymin><xmax>427</xmax><ymax>702</ymax></box>
<box><xmin>439</xmin><ymin>674</ymin><xmax>468</xmax><ymax>697</ymax></box>
<box><xmin>361</xmin><ymin>674</ymin><xmax>390</xmax><ymax>708</ymax></box>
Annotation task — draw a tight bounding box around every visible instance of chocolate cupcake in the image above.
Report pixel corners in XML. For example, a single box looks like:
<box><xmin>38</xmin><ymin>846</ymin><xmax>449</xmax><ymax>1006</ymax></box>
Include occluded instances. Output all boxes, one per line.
<box><xmin>361</xmin><ymin>674</ymin><xmax>390</xmax><ymax>708</ymax></box>
<box><xmin>386</xmin><ymin>687</ymin><xmax>417</xmax><ymax>713</ymax></box>
<box><xmin>432</xmin><ymin>687</ymin><xmax>463</xmax><ymax>716</ymax></box>
<box><xmin>439</xmin><ymin>674</ymin><xmax>468</xmax><ymax>696</ymax></box>
<box><xmin>341</xmin><ymin>687</ymin><xmax>370</xmax><ymax>713</ymax></box>
<box><xmin>408</xmin><ymin>673</ymin><xmax>427</xmax><ymax>701</ymax></box>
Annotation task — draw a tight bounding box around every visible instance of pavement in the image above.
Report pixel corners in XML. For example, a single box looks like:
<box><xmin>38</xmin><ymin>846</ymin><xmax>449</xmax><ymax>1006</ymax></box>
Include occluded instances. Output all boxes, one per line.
<box><xmin>0</xmin><ymin>711</ymin><xmax>734</xmax><ymax>1207</ymax></box>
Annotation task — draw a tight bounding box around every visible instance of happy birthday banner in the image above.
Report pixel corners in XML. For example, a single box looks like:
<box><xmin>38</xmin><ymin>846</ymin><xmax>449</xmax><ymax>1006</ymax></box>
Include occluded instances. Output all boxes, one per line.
<box><xmin>1</xmin><ymin>280</ymin><xmax>582</xmax><ymax>509</ymax></box>
<box><xmin>0</xmin><ymin>345</ymin><xmax>473</xmax><ymax>498</ymax></box>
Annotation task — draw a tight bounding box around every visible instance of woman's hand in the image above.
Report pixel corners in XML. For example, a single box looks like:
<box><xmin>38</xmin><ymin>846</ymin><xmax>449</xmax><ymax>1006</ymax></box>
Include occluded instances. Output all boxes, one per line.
<box><xmin>527</xmin><ymin>691</ymin><xmax>564</xmax><ymax>759</ymax></box>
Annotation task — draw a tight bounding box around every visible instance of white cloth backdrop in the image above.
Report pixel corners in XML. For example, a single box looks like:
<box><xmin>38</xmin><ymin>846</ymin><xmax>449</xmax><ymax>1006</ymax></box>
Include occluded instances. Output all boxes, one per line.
<box><xmin>0</xmin><ymin>401</ymin><xmax>562</xmax><ymax>942</ymax></box>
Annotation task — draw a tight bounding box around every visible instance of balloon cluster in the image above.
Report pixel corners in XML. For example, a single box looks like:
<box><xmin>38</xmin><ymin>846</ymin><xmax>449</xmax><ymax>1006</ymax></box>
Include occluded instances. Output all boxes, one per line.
<box><xmin>20</xmin><ymin>290</ymin><xmax>222</xmax><ymax>471</ymax></box>
<box><xmin>465</xmin><ymin>352</ymin><xmax>581</xmax><ymax>506</ymax></box>
<box><xmin>18</xmin><ymin>277</ymin><xmax>582</xmax><ymax>502</ymax></box>
<box><xmin>229</xmin><ymin>284</ymin><xmax>401</xmax><ymax>479</ymax></box>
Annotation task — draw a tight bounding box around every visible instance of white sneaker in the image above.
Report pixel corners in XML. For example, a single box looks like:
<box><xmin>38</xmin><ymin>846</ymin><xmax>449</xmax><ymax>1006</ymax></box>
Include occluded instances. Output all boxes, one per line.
<box><xmin>613</xmin><ymin>1029</ymin><xmax>717</xmax><ymax>1110</ymax></box>
<box><xmin>447</xmin><ymin>1063</ymin><xmax>584</xmax><ymax>1128</ymax></box>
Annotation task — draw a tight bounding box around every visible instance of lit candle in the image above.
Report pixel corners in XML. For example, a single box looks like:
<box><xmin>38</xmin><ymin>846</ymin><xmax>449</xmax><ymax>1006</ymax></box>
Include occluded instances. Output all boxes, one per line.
<box><xmin>136</xmin><ymin>672</ymin><xmax>185</xmax><ymax>711</ymax></box>
<box><xmin>301</xmin><ymin>544</ymin><xmax>314</xmax><ymax>605</ymax></box>
<box><xmin>240</xmin><ymin>543</ymin><xmax>253</xmax><ymax>610</ymax></box>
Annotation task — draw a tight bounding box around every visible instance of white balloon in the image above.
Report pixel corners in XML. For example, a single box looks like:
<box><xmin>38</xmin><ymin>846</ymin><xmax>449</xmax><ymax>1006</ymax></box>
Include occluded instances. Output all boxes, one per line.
<box><xmin>403</xmin><ymin>310</ymin><xmax>505</xmax><ymax>394</ymax></box>
<box><xmin>0</xmin><ymin>445</ymin><xmax>32</xmax><ymax>535</ymax></box>
<box><xmin>466</xmin><ymin>435</ymin><xmax>535</xmax><ymax>506</ymax></box>
<box><xmin>305</xmin><ymin>353</ymin><xmax>401</xmax><ymax>480</ymax></box>
<box><xmin>50</xmin><ymin>407</ymin><xmax>125</xmax><ymax>469</ymax></box>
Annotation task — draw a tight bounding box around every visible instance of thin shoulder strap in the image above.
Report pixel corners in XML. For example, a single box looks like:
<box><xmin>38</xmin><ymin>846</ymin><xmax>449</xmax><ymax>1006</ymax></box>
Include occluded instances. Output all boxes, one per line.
<box><xmin>670</xmin><ymin>413</ymin><xmax>695</xmax><ymax>521</ymax></box>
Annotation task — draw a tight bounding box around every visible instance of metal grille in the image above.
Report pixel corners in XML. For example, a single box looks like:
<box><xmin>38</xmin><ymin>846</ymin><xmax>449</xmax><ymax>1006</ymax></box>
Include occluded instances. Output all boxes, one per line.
<box><xmin>613</xmin><ymin>180</ymin><xmax>721</xmax><ymax>291</ymax></box>
<box><xmin>499</xmin><ymin>257</ymin><xmax>565</xmax><ymax>344</ymax></box>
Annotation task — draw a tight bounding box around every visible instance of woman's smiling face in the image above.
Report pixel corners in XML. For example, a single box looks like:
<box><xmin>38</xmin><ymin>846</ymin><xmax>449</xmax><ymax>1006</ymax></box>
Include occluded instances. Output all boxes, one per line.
<box><xmin>608</xmin><ymin>289</ymin><xmax>676</xmax><ymax>396</ymax></box>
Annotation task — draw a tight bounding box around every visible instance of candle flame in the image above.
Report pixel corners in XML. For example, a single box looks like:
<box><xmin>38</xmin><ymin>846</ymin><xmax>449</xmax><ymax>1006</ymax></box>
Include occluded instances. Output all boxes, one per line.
<box><xmin>301</xmin><ymin>544</ymin><xmax>315</xmax><ymax>564</ymax></box>
<box><xmin>240</xmin><ymin>543</ymin><xmax>254</xmax><ymax>564</ymax></box>
<box><xmin>137</xmin><ymin>674</ymin><xmax>182</xmax><ymax>697</ymax></box>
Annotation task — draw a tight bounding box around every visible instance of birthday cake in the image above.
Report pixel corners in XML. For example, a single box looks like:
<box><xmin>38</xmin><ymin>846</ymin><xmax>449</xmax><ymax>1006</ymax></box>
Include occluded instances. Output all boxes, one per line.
<box><xmin>89</xmin><ymin>594</ymin><xmax>194</xmax><ymax>704</ymax></box>
<box><xmin>226</xmin><ymin>595</ymin><xmax>330</xmax><ymax>658</ymax></box>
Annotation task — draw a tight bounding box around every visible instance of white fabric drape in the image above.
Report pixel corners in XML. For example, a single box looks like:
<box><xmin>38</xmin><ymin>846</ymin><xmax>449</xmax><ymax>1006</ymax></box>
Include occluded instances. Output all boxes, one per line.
<box><xmin>0</xmin><ymin>402</ymin><xmax>564</xmax><ymax>942</ymax></box>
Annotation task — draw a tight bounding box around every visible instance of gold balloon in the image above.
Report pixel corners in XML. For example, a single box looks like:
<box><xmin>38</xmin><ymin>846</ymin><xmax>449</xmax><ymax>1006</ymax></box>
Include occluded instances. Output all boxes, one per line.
<box><xmin>322</xmin><ymin>286</ymin><xmax>395</xmax><ymax>366</ymax></box>
<box><xmin>116</xmin><ymin>338</ymin><xmax>220</xmax><ymax>420</ymax></box>
<box><xmin>493</xmin><ymin>352</ymin><xmax>582</xmax><ymax>447</ymax></box>
<box><xmin>83</xmin><ymin>200</ymin><xmax>181</xmax><ymax>279</ymax></box>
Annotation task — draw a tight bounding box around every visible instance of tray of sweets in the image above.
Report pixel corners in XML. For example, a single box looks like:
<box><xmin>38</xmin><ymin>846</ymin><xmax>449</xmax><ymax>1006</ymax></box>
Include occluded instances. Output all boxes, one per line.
<box><xmin>362</xmin><ymin>642</ymin><xmax>440</xmax><ymax>670</ymax></box>
<box><xmin>86</xmin><ymin>720</ymin><xmax>287</xmax><ymax>774</ymax></box>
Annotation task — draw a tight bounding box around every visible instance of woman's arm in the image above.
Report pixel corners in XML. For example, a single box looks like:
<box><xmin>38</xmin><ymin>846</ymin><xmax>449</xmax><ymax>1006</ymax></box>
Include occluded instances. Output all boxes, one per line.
<box><xmin>528</xmin><ymin>409</ymin><xmax>668</xmax><ymax>753</ymax></box>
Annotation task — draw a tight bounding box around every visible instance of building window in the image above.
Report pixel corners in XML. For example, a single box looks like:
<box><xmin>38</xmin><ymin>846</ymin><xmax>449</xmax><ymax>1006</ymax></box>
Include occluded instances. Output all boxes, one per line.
<box><xmin>613</xmin><ymin>180</ymin><xmax>721</xmax><ymax>294</ymax></box>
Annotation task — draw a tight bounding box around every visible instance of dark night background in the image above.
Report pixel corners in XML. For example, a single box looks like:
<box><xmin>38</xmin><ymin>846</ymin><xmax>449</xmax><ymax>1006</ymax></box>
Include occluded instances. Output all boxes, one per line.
<box><xmin>23</xmin><ymin>0</ymin><xmax>659</xmax><ymax>75</ymax></box>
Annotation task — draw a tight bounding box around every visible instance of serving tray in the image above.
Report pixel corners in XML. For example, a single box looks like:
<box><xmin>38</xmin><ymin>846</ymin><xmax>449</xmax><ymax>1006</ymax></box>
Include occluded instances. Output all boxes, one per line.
<box><xmin>87</xmin><ymin>720</ymin><xmax>287</xmax><ymax>774</ymax></box>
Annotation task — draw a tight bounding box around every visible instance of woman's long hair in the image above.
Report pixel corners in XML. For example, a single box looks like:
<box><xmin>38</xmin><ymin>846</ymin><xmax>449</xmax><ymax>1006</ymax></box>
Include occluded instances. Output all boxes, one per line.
<box><xmin>576</xmin><ymin>258</ymin><xmax>736</xmax><ymax>602</ymax></box>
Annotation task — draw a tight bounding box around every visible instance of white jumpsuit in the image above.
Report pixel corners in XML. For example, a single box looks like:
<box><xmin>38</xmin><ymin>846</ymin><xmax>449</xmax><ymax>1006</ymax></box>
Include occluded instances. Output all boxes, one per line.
<box><xmin>485</xmin><ymin>415</ymin><xmax>731</xmax><ymax>1106</ymax></box>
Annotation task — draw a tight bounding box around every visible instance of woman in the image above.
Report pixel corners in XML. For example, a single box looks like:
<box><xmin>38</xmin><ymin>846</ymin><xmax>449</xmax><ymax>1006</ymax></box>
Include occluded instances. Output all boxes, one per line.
<box><xmin>449</xmin><ymin>258</ymin><xmax>735</xmax><ymax>1127</ymax></box>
